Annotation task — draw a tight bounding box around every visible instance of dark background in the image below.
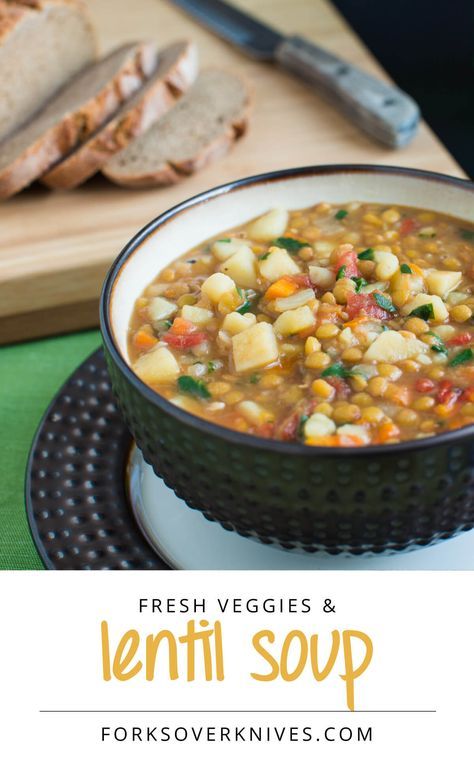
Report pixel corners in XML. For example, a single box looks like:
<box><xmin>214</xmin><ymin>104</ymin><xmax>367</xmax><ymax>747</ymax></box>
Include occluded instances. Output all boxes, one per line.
<box><xmin>334</xmin><ymin>0</ymin><xmax>474</xmax><ymax>176</ymax></box>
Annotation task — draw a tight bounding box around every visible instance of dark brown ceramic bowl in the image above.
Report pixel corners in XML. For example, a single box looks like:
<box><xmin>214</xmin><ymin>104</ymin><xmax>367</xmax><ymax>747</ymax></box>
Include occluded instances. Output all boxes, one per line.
<box><xmin>100</xmin><ymin>164</ymin><xmax>474</xmax><ymax>554</ymax></box>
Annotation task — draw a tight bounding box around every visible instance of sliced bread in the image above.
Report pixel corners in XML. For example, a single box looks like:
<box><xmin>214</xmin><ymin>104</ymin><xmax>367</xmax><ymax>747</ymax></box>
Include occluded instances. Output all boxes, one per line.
<box><xmin>102</xmin><ymin>69</ymin><xmax>251</xmax><ymax>188</ymax></box>
<box><xmin>0</xmin><ymin>40</ymin><xmax>158</xmax><ymax>199</ymax></box>
<box><xmin>0</xmin><ymin>0</ymin><xmax>97</xmax><ymax>142</ymax></box>
<box><xmin>41</xmin><ymin>40</ymin><xmax>198</xmax><ymax>190</ymax></box>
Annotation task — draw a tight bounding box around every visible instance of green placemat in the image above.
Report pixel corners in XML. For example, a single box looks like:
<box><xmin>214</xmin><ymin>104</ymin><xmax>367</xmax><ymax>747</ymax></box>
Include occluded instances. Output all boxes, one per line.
<box><xmin>0</xmin><ymin>330</ymin><xmax>101</xmax><ymax>570</ymax></box>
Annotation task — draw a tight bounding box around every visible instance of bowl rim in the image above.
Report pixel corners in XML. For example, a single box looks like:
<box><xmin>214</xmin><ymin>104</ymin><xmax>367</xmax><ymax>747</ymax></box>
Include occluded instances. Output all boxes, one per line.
<box><xmin>100</xmin><ymin>163</ymin><xmax>474</xmax><ymax>457</ymax></box>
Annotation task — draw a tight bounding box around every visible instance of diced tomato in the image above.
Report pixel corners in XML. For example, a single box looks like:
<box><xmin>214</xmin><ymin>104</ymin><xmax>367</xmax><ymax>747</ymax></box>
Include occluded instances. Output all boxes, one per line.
<box><xmin>446</xmin><ymin>332</ymin><xmax>472</xmax><ymax>347</ymax></box>
<box><xmin>277</xmin><ymin>412</ymin><xmax>300</xmax><ymax>441</ymax></box>
<box><xmin>346</xmin><ymin>292</ymin><xmax>389</xmax><ymax>320</ymax></box>
<box><xmin>334</xmin><ymin>248</ymin><xmax>360</xmax><ymax>279</ymax></box>
<box><xmin>462</xmin><ymin>386</ymin><xmax>474</xmax><ymax>403</ymax></box>
<box><xmin>291</xmin><ymin>273</ymin><xmax>313</xmax><ymax>289</ymax></box>
<box><xmin>163</xmin><ymin>331</ymin><xmax>208</xmax><ymax>348</ymax></box>
<box><xmin>415</xmin><ymin>378</ymin><xmax>436</xmax><ymax>393</ymax></box>
<box><xmin>163</xmin><ymin>316</ymin><xmax>208</xmax><ymax>347</ymax></box>
<box><xmin>399</xmin><ymin>217</ymin><xmax>418</xmax><ymax>236</ymax></box>
<box><xmin>437</xmin><ymin>380</ymin><xmax>463</xmax><ymax>408</ymax></box>
<box><xmin>255</xmin><ymin>422</ymin><xmax>275</xmax><ymax>439</ymax></box>
<box><xmin>324</xmin><ymin>376</ymin><xmax>351</xmax><ymax>399</ymax></box>
<box><xmin>169</xmin><ymin>317</ymin><xmax>197</xmax><ymax>335</ymax></box>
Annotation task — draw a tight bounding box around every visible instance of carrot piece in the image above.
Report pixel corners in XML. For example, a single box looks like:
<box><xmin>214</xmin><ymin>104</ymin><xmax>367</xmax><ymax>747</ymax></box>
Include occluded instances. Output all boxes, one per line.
<box><xmin>337</xmin><ymin>434</ymin><xmax>366</xmax><ymax>447</ymax></box>
<box><xmin>306</xmin><ymin>434</ymin><xmax>365</xmax><ymax>447</ymax></box>
<box><xmin>306</xmin><ymin>435</ymin><xmax>340</xmax><ymax>447</ymax></box>
<box><xmin>343</xmin><ymin>316</ymin><xmax>370</xmax><ymax>329</ymax></box>
<box><xmin>410</xmin><ymin>263</ymin><xmax>425</xmax><ymax>278</ymax></box>
<box><xmin>170</xmin><ymin>317</ymin><xmax>196</xmax><ymax>335</ymax></box>
<box><xmin>376</xmin><ymin>421</ymin><xmax>400</xmax><ymax>443</ymax></box>
<box><xmin>133</xmin><ymin>330</ymin><xmax>158</xmax><ymax>350</ymax></box>
<box><xmin>387</xmin><ymin>384</ymin><xmax>411</xmax><ymax>406</ymax></box>
<box><xmin>264</xmin><ymin>276</ymin><xmax>299</xmax><ymax>300</ymax></box>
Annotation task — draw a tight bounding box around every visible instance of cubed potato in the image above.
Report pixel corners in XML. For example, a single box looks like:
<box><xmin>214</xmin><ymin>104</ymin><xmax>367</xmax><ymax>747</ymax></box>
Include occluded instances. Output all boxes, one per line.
<box><xmin>232</xmin><ymin>321</ymin><xmax>279</xmax><ymax>373</ymax></box>
<box><xmin>147</xmin><ymin>296</ymin><xmax>177</xmax><ymax>324</ymax></box>
<box><xmin>169</xmin><ymin>394</ymin><xmax>200</xmax><ymax>414</ymax></box>
<box><xmin>304</xmin><ymin>413</ymin><xmax>336</xmax><ymax>439</ymax></box>
<box><xmin>273</xmin><ymin>305</ymin><xmax>316</xmax><ymax>336</ymax></box>
<box><xmin>373</xmin><ymin>250</ymin><xmax>399</xmax><ymax>280</ymax></box>
<box><xmin>337</xmin><ymin>424</ymin><xmax>370</xmax><ymax>444</ymax></box>
<box><xmin>338</xmin><ymin>326</ymin><xmax>356</xmax><ymax>347</ymax></box>
<box><xmin>402</xmin><ymin>293</ymin><xmax>449</xmax><ymax>321</ymax></box>
<box><xmin>363</xmin><ymin>330</ymin><xmax>426</xmax><ymax>363</ymax></box>
<box><xmin>222</xmin><ymin>311</ymin><xmax>257</xmax><ymax>335</ymax></box>
<box><xmin>211</xmin><ymin>237</ymin><xmax>248</xmax><ymax>261</ymax></box>
<box><xmin>313</xmin><ymin>240</ymin><xmax>333</xmax><ymax>258</ymax></box>
<box><xmin>133</xmin><ymin>346</ymin><xmax>180</xmax><ymax>384</ymax></box>
<box><xmin>309</xmin><ymin>265</ymin><xmax>335</xmax><ymax>289</ymax></box>
<box><xmin>201</xmin><ymin>272</ymin><xmax>236</xmax><ymax>303</ymax></box>
<box><xmin>391</xmin><ymin>270</ymin><xmax>424</xmax><ymax>295</ymax></box>
<box><xmin>221</xmin><ymin>245</ymin><xmax>258</xmax><ymax>288</ymax></box>
<box><xmin>181</xmin><ymin>305</ymin><xmax>214</xmax><ymax>326</ymax></box>
<box><xmin>237</xmin><ymin>400</ymin><xmax>273</xmax><ymax>426</ymax></box>
<box><xmin>247</xmin><ymin>207</ymin><xmax>289</xmax><ymax>241</ymax></box>
<box><xmin>425</xmin><ymin>270</ymin><xmax>462</xmax><ymax>298</ymax></box>
<box><xmin>258</xmin><ymin>246</ymin><xmax>301</xmax><ymax>282</ymax></box>
<box><xmin>446</xmin><ymin>291</ymin><xmax>469</xmax><ymax>306</ymax></box>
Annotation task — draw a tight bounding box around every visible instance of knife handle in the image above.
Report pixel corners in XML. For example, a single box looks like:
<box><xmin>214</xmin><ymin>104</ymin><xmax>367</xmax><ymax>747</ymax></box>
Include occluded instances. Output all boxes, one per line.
<box><xmin>275</xmin><ymin>35</ymin><xmax>420</xmax><ymax>148</ymax></box>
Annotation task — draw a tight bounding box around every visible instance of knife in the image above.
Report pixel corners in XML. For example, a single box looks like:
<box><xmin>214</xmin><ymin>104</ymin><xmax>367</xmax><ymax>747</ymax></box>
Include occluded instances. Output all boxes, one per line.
<box><xmin>170</xmin><ymin>0</ymin><xmax>420</xmax><ymax>148</ymax></box>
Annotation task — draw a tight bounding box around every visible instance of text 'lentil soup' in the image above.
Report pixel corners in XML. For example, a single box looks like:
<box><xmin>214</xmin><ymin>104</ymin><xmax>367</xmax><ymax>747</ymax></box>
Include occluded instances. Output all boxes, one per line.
<box><xmin>128</xmin><ymin>202</ymin><xmax>474</xmax><ymax>447</ymax></box>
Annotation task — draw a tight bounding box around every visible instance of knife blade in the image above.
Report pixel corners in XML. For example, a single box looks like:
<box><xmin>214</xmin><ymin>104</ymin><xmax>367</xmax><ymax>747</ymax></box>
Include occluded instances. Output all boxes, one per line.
<box><xmin>170</xmin><ymin>0</ymin><xmax>420</xmax><ymax>148</ymax></box>
<box><xmin>171</xmin><ymin>0</ymin><xmax>283</xmax><ymax>60</ymax></box>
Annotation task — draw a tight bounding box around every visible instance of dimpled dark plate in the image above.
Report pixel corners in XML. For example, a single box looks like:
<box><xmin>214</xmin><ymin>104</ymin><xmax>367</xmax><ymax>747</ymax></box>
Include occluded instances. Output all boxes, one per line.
<box><xmin>25</xmin><ymin>348</ymin><xmax>169</xmax><ymax>570</ymax></box>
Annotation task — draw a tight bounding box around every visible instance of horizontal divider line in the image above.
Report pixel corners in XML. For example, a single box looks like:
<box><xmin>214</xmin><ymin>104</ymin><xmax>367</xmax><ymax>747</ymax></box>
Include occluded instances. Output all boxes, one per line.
<box><xmin>39</xmin><ymin>709</ymin><xmax>437</xmax><ymax>714</ymax></box>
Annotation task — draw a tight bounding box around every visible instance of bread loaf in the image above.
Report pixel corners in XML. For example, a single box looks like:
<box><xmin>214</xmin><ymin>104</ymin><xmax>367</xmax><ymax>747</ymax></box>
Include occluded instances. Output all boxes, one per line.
<box><xmin>0</xmin><ymin>0</ymin><xmax>97</xmax><ymax>142</ymax></box>
<box><xmin>103</xmin><ymin>69</ymin><xmax>251</xmax><ymax>188</ymax></box>
<box><xmin>0</xmin><ymin>40</ymin><xmax>158</xmax><ymax>199</ymax></box>
<box><xmin>42</xmin><ymin>40</ymin><xmax>198</xmax><ymax>190</ymax></box>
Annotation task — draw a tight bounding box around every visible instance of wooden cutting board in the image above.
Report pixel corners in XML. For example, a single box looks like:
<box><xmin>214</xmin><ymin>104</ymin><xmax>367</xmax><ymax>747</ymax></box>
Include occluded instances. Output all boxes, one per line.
<box><xmin>0</xmin><ymin>0</ymin><xmax>465</xmax><ymax>345</ymax></box>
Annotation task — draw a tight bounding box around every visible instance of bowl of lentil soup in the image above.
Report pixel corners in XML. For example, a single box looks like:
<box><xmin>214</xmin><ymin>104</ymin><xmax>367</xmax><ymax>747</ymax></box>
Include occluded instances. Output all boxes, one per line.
<box><xmin>101</xmin><ymin>165</ymin><xmax>474</xmax><ymax>554</ymax></box>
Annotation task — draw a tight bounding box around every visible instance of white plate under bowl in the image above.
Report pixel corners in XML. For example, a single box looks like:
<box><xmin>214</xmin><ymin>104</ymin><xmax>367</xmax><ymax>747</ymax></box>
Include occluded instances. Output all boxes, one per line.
<box><xmin>128</xmin><ymin>446</ymin><xmax>474</xmax><ymax>570</ymax></box>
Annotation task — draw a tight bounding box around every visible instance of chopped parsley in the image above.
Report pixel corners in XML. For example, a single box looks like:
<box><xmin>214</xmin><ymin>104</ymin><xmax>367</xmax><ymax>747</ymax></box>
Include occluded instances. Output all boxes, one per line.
<box><xmin>460</xmin><ymin>229</ymin><xmax>474</xmax><ymax>242</ymax></box>
<box><xmin>374</xmin><ymin>292</ymin><xmax>396</xmax><ymax>313</ymax></box>
<box><xmin>427</xmin><ymin>331</ymin><xmax>447</xmax><ymax>354</ymax></box>
<box><xmin>249</xmin><ymin>373</ymin><xmax>260</xmax><ymax>384</ymax></box>
<box><xmin>236</xmin><ymin>287</ymin><xmax>257</xmax><ymax>314</ymax></box>
<box><xmin>177</xmin><ymin>375</ymin><xmax>211</xmax><ymax>399</ymax></box>
<box><xmin>336</xmin><ymin>265</ymin><xmax>346</xmax><ymax>280</ymax></box>
<box><xmin>207</xmin><ymin>361</ymin><xmax>218</xmax><ymax>373</ymax></box>
<box><xmin>297</xmin><ymin>414</ymin><xmax>309</xmax><ymax>440</ymax></box>
<box><xmin>400</xmin><ymin>263</ymin><xmax>412</xmax><ymax>274</ymax></box>
<box><xmin>161</xmin><ymin>319</ymin><xmax>173</xmax><ymax>329</ymax></box>
<box><xmin>273</xmin><ymin>236</ymin><xmax>310</xmax><ymax>252</ymax></box>
<box><xmin>449</xmin><ymin>348</ymin><xmax>474</xmax><ymax>367</ymax></box>
<box><xmin>258</xmin><ymin>252</ymin><xmax>270</xmax><ymax>260</ymax></box>
<box><xmin>236</xmin><ymin>299</ymin><xmax>252</xmax><ymax>314</ymax></box>
<box><xmin>335</xmin><ymin>209</ymin><xmax>348</xmax><ymax>220</ymax></box>
<box><xmin>352</xmin><ymin>276</ymin><xmax>367</xmax><ymax>293</ymax></box>
<box><xmin>357</xmin><ymin>248</ymin><xmax>374</xmax><ymax>261</ymax></box>
<box><xmin>321</xmin><ymin>363</ymin><xmax>352</xmax><ymax>379</ymax></box>
<box><xmin>408</xmin><ymin>303</ymin><xmax>434</xmax><ymax>320</ymax></box>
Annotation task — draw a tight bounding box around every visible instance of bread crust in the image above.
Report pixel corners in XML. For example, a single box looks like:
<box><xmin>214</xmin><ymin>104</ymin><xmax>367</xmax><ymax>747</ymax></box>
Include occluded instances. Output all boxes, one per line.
<box><xmin>41</xmin><ymin>40</ymin><xmax>198</xmax><ymax>190</ymax></box>
<box><xmin>0</xmin><ymin>0</ymin><xmax>97</xmax><ymax>49</ymax></box>
<box><xmin>103</xmin><ymin>71</ymin><xmax>252</xmax><ymax>189</ymax></box>
<box><xmin>0</xmin><ymin>41</ymin><xmax>157</xmax><ymax>199</ymax></box>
